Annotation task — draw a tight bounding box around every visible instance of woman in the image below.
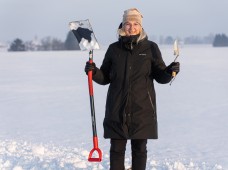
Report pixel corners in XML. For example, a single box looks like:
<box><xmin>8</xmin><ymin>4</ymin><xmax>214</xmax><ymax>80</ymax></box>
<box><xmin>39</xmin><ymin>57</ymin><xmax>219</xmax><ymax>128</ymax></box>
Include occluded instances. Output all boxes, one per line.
<box><xmin>85</xmin><ymin>8</ymin><xmax>180</xmax><ymax>170</ymax></box>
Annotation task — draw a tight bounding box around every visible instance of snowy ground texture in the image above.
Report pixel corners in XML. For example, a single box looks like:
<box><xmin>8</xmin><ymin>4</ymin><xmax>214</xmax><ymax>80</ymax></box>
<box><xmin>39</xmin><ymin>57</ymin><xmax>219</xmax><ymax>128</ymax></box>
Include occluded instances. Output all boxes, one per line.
<box><xmin>0</xmin><ymin>45</ymin><xmax>228</xmax><ymax>170</ymax></box>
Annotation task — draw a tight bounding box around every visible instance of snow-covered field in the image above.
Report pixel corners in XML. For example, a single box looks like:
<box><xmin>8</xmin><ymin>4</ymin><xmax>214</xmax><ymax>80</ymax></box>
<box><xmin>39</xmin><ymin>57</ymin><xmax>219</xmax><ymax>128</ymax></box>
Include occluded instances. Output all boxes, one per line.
<box><xmin>0</xmin><ymin>45</ymin><xmax>227</xmax><ymax>170</ymax></box>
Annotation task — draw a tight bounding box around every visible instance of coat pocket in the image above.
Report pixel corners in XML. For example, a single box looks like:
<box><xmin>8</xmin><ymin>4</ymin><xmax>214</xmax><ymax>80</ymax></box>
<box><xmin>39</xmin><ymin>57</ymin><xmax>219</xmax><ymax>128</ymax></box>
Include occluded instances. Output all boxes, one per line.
<box><xmin>147</xmin><ymin>90</ymin><xmax>156</xmax><ymax>119</ymax></box>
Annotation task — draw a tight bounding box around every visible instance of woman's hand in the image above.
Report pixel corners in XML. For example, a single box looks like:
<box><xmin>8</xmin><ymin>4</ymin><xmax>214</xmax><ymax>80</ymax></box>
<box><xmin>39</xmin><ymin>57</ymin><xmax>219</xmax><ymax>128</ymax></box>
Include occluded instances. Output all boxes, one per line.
<box><xmin>84</xmin><ymin>61</ymin><xmax>97</xmax><ymax>75</ymax></box>
<box><xmin>166</xmin><ymin>62</ymin><xmax>180</xmax><ymax>75</ymax></box>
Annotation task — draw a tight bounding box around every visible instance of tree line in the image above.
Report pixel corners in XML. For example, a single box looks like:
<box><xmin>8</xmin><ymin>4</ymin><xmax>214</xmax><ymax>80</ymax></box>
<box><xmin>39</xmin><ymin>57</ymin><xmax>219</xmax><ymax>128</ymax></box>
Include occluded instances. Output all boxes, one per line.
<box><xmin>7</xmin><ymin>32</ymin><xmax>228</xmax><ymax>51</ymax></box>
<box><xmin>157</xmin><ymin>34</ymin><xmax>215</xmax><ymax>45</ymax></box>
<box><xmin>8</xmin><ymin>31</ymin><xmax>80</xmax><ymax>52</ymax></box>
<box><xmin>152</xmin><ymin>33</ymin><xmax>228</xmax><ymax>47</ymax></box>
<box><xmin>212</xmin><ymin>34</ymin><xmax>228</xmax><ymax>47</ymax></box>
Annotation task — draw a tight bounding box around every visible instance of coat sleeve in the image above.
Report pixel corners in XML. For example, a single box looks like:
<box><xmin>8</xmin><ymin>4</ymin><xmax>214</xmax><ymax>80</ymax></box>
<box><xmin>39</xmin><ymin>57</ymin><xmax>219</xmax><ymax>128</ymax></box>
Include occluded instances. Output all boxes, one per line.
<box><xmin>92</xmin><ymin>46</ymin><xmax>112</xmax><ymax>85</ymax></box>
<box><xmin>151</xmin><ymin>43</ymin><xmax>172</xmax><ymax>84</ymax></box>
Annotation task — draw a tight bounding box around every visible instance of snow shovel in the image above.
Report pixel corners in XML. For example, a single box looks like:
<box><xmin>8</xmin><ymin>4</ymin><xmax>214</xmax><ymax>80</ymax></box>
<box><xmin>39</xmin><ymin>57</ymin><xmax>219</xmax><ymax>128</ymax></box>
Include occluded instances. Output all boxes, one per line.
<box><xmin>172</xmin><ymin>39</ymin><xmax>179</xmax><ymax>77</ymax></box>
<box><xmin>69</xmin><ymin>19</ymin><xmax>102</xmax><ymax>162</ymax></box>
<box><xmin>170</xmin><ymin>39</ymin><xmax>180</xmax><ymax>85</ymax></box>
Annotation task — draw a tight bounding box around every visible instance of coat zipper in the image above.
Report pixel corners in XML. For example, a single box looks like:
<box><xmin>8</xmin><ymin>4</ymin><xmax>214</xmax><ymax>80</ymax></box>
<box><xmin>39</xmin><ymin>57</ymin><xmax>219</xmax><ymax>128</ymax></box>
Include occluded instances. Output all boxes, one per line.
<box><xmin>147</xmin><ymin>90</ymin><xmax>156</xmax><ymax>119</ymax></box>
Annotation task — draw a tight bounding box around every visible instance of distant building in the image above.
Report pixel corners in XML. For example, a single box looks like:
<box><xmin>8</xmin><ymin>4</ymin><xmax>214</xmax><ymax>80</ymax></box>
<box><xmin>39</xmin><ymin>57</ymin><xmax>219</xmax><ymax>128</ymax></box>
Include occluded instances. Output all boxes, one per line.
<box><xmin>25</xmin><ymin>36</ymin><xmax>42</xmax><ymax>51</ymax></box>
<box><xmin>0</xmin><ymin>42</ymin><xmax>8</xmax><ymax>52</ymax></box>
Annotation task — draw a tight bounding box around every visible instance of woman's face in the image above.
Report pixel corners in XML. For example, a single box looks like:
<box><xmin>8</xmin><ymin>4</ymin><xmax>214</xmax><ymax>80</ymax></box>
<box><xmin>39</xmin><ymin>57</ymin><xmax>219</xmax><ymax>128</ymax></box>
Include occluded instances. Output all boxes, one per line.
<box><xmin>123</xmin><ymin>21</ymin><xmax>142</xmax><ymax>36</ymax></box>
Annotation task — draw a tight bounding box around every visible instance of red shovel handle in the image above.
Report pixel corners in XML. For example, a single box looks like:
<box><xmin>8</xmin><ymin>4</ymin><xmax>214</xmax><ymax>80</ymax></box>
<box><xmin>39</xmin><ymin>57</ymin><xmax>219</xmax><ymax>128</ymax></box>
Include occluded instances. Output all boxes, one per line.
<box><xmin>87</xmin><ymin>51</ymin><xmax>102</xmax><ymax>162</ymax></box>
<box><xmin>88</xmin><ymin>148</ymin><xmax>102</xmax><ymax>162</ymax></box>
<box><xmin>88</xmin><ymin>137</ymin><xmax>102</xmax><ymax>162</ymax></box>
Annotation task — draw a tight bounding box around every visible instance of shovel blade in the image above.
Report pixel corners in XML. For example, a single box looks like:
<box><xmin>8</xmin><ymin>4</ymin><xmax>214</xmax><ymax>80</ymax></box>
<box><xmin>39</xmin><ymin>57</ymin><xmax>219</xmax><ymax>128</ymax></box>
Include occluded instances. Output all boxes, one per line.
<box><xmin>173</xmin><ymin>39</ymin><xmax>179</xmax><ymax>57</ymax></box>
<box><xmin>69</xmin><ymin>19</ymin><xmax>100</xmax><ymax>51</ymax></box>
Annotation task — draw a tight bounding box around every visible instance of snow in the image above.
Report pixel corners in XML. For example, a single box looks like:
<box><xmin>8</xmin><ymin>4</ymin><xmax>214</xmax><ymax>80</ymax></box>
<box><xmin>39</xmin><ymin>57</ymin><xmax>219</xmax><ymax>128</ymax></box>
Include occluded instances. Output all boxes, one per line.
<box><xmin>0</xmin><ymin>45</ymin><xmax>228</xmax><ymax>169</ymax></box>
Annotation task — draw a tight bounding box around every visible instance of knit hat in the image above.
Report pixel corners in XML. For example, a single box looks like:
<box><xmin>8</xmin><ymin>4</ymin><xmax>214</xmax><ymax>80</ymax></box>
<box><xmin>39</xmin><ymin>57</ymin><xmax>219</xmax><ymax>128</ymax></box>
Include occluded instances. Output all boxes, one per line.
<box><xmin>122</xmin><ymin>8</ymin><xmax>143</xmax><ymax>26</ymax></box>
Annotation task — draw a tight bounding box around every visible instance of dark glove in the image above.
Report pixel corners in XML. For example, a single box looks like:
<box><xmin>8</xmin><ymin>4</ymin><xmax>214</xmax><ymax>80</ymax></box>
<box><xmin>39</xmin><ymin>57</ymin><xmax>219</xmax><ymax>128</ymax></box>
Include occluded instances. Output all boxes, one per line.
<box><xmin>84</xmin><ymin>61</ymin><xmax>97</xmax><ymax>75</ymax></box>
<box><xmin>166</xmin><ymin>62</ymin><xmax>180</xmax><ymax>75</ymax></box>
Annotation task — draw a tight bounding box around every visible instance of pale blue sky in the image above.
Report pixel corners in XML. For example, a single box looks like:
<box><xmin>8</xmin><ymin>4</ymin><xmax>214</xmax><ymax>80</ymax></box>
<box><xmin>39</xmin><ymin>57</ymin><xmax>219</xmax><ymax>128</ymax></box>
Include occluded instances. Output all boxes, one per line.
<box><xmin>1</xmin><ymin>0</ymin><xmax>228</xmax><ymax>45</ymax></box>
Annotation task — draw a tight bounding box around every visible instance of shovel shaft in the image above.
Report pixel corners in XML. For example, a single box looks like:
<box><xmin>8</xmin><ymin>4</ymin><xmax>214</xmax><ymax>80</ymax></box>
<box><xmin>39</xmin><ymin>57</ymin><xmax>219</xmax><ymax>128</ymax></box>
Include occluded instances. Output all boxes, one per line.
<box><xmin>89</xmin><ymin>95</ymin><xmax>97</xmax><ymax>137</ymax></box>
<box><xmin>88</xmin><ymin>50</ymin><xmax>97</xmax><ymax>137</ymax></box>
<box><xmin>87</xmin><ymin>50</ymin><xmax>102</xmax><ymax>162</ymax></box>
<box><xmin>88</xmin><ymin>51</ymin><xmax>94</xmax><ymax>95</ymax></box>
<box><xmin>173</xmin><ymin>55</ymin><xmax>179</xmax><ymax>78</ymax></box>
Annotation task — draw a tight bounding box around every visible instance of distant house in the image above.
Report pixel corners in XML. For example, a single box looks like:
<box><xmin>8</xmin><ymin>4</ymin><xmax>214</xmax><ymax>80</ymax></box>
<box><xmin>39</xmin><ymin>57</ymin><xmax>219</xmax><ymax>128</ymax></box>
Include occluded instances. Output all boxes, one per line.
<box><xmin>25</xmin><ymin>37</ymin><xmax>42</xmax><ymax>51</ymax></box>
<box><xmin>0</xmin><ymin>42</ymin><xmax>8</xmax><ymax>52</ymax></box>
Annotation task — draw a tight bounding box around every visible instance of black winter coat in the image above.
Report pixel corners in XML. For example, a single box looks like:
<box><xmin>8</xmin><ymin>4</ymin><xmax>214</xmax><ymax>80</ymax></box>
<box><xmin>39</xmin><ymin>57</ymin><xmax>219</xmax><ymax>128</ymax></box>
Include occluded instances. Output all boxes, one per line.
<box><xmin>93</xmin><ymin>37</ymin><xmax>172</xmax><ymax>139</ymax></box>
